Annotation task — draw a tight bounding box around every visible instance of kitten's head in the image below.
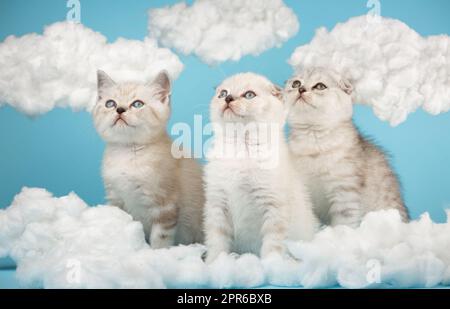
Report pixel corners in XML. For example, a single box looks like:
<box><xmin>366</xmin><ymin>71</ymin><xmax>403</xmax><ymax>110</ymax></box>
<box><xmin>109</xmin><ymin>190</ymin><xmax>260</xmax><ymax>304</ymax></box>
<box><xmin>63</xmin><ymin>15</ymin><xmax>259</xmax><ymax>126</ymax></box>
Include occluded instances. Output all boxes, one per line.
<box><xmin>284</xmin><ymin>68</ymin><xmax>353</xmax><ymax>127</ymax></box>
<box><xmin>93</xmin><ymin>70</ymin><xmax>171</xmax><ymax>144</ymax></box>
<box><xmin>210</xmin><ymin>72</ymin><xmax>284</xmax><ymax>125</ymax></box>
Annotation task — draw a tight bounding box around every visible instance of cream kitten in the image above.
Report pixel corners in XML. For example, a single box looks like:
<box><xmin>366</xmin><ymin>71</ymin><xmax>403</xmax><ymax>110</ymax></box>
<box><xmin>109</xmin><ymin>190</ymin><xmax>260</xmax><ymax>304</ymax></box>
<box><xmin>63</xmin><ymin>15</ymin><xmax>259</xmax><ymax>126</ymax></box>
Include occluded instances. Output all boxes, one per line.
<box><xmin>204</xmin><ymin>73</ymin><xmax>318</xmax><ymax>263</ymax></box>
<box><xmin>93</xmin><ymin>70</ymin><xmax>204</xmax><ymax>248</ymax></box>
<box><xmin>284</xmin><ymin>67</ymin><xmax>409</xmax><ymax>227</ymax></box>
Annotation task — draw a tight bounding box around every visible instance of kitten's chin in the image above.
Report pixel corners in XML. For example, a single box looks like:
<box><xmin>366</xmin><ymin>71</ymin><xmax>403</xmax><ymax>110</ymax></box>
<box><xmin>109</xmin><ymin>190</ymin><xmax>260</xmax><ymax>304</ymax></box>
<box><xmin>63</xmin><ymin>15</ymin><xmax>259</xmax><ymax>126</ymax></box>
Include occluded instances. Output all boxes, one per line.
<box><xmin>102</xmin><ymin>125</ymin><xmax>167</xmax><ymax>145</ymax></box>
<box><xmin>292</xmin><ymin>97</ymin><xmax>318</xmax><ymax>111</ymax></box>
<box><xmin>113</xmin><ymin>118</ymin><xmax>129</xmax><ymax>127</ymax></box>
<box><xmin>222</xmin><ymin>108</ymin><xmax>244</xmax><ymax>121</ymax></box>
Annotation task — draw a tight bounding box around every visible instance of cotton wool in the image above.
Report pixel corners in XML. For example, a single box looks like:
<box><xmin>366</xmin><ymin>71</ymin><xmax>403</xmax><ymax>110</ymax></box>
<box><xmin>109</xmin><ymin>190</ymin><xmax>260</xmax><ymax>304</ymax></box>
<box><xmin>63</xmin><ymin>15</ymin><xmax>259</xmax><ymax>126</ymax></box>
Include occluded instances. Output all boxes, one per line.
<box><xmin>1</xmin><ymin>188</ymin><xmax>450</xmax><ymax>288</ymax></box>
<box><xmin>289</xmin><ymin>15</ymin><xmax>450</xmax><ymax>126</ymax></box>
<box><xmin>0</xmin><ymin>22</ymin><xmax>183</xmax><ymax>116</ymax></box>
<box><xmin>148</xmin><ymin>0</ymin><xmax>299</xmax><ymax>65</ymax></box>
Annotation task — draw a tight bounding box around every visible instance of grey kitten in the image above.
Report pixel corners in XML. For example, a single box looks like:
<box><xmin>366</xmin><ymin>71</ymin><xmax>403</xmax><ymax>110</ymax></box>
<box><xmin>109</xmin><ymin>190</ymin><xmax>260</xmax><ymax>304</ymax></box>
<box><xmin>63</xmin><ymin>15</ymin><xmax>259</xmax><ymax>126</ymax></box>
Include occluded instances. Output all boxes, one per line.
<box><xmin>284</xmin><ymin>68</ymin><xmax>409</xmax><ymax>227</ymax></box>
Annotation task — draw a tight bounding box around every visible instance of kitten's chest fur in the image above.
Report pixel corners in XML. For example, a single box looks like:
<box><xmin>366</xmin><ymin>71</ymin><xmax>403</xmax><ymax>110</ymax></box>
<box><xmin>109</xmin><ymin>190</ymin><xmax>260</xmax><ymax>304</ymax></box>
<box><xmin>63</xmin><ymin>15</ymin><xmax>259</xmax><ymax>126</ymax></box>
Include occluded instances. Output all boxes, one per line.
<box><xmin>225</xmin><ymin>162</ymin><xmax>273</xmax><ymax>254</ymax></box>
<box><xmin>292</xmin><ymin>128</ymin><xmax>355</xmax><ymax>177</ymax></box>
<box><xmin>102</xmin><ymin>143</ymin><xmax>175</xmax><ymax>216</ymax></box>
<box><xmin>208</xmin><ymin>140</ymin><xmax>288</xmax><ymax>254</ymax></box>
<box><xmin>290</xmin><ymin>126</ymin><xmax>360</xmax><ymax>220</ymax></box>
<box><xmin>105</xmin><ymin>146</ymin><xmax>153</xmax><ymax>187</ymax></box>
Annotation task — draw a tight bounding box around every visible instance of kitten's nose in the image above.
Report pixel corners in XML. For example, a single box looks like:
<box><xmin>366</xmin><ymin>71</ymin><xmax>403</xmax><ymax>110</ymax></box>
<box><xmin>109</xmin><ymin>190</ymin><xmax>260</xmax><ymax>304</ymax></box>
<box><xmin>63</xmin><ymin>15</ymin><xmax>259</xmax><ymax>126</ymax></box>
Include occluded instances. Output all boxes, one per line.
<box><xmin>299</xmin><ymin>87</ymin><xmax>307</xmax><ymax>95</ymax></box>
<box><xmin>116</xmin><ymin>107</ymin><xmax>126</xmax><ymax>114</ymax></box>
<box><xmin>225</xmin><ymin>95</ymin><xmax>235</xmax><ymax>104</ymax></box>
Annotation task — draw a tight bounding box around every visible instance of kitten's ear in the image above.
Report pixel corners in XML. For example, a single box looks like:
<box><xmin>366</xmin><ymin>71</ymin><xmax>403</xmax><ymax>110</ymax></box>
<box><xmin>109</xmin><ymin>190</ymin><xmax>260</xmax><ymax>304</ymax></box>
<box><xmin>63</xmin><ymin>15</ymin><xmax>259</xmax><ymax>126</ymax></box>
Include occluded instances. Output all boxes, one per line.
<box><xmin>150</xmin><ymin>70</ymin><xmax>171</xmax><ymax>103</ymax></box>
<box><xmin>271</xmin><ymin>84</ymin><xmax>283</xmax><ymax>100</ymax></box>
<box><xmin>339</xmin><ymin>78</ymin><xmax>353</xmax><ymax>95</ymax></box>
<box><xmin>97</xmin><ymin>70</ymin><xmax>116</xmax><ymax>91</ymax></box>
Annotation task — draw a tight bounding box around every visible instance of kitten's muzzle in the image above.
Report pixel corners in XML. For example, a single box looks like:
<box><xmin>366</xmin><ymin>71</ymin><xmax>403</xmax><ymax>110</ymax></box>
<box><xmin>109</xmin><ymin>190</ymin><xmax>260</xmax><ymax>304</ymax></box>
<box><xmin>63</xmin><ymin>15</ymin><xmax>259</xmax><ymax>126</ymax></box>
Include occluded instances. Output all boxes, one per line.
<box><xmin>298</xmin><ymin>87</ymin><xmax>307</xmax><ymax>95</ymax></box>
<box><xmin>225</xmin><ymin>95</ymin><xmax>235</xmax><ymax>104</ymax></box>
<box><xmin>116</xmin><ymin>107</ymin><xmax>126</xmax><ymax>114</ymax></box>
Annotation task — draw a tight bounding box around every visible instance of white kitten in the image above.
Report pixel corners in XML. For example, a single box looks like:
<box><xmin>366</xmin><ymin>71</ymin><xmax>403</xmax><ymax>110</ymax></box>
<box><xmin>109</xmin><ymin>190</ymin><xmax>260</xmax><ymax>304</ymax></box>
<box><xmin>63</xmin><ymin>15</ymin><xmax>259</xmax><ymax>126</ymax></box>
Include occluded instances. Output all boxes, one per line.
<box><xmin>93</xmin><ymin>70</ymin><xmax>204</xmax><ymax>248</ymax></box>
<box><xmin>204</xmin><ymin>73</ymin><xmax>318</xmax><ymax>263</ymax></box>
<box><xmin>285</xmin><ymin>67</ymin><xmax>409</xmax><ymax>227</ymax></box>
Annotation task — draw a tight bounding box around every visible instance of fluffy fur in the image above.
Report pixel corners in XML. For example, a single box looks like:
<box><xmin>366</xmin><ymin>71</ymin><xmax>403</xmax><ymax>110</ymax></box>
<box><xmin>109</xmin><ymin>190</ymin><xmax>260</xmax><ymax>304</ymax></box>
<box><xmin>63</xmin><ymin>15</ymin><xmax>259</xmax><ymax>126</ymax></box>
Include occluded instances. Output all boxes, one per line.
<box><xmin>92</xmin><ymin>70</ymin><xmax>204</xmax><ymax>247</ymax></box>
<box><xmin>204</xmin><ymin>72</ymin><xmax>318</xmax><ymax>263</ymax></box>
<box><xmin>285</xmin><ymin>67</ymin><xmax>409</xmax><ymax>227</ymax></box>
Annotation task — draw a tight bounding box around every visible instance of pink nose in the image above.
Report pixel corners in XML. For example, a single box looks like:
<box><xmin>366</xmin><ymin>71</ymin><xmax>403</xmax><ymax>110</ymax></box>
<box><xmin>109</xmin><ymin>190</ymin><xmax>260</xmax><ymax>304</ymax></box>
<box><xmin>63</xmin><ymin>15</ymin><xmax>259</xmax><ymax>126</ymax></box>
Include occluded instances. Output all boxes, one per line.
<box><xmin>116</xmin><ymin>107</ymin><xmax>126</xmax><ymax>114</ymax></box>
<box><xmin>299</xmin><ymin>87</ymin><xmax>306</xmax><ymax>95</ymax></box>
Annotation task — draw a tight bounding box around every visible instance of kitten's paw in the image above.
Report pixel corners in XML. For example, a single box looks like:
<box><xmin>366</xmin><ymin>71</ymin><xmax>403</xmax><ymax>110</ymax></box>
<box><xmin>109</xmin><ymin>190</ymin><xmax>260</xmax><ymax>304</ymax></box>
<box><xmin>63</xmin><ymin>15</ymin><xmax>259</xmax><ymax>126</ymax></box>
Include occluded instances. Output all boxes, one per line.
<box><xmin>261</xmin><ymin>250</ymin><xmax>301</xmax><ymax>267</ymax></box>
<box><xmin>331</xmin><ymin>218</ymin><xmax>361</xmax><ymax>229</ymax></box>
<box><xmin>260</xmin><ymin>244</ymin><xmax>286</xmax><ymax>260</ymax></box>
<box><xmin>204</xmin><ymin>254</ymin><xmax>218</xmax><ymax>264</ymax></box>
<box><xmin>150</xmin><ymin>237</ymin><xmax>174</xmax><ymax>249</ymax></box>
<box><xmin>229</xmin><ymin>252</ymin><xmax>240</xmax><ymax>259</ymax></box>
<box><xmin>150</xmin><ymin>227</ymin><xmax>176</xmax><ymax>249</ymax></box>
<box><xmin>204</xmin><ymin>250</ymin><xmax>225</xmax><ymax>264</ymax></box>
<box><xmin>150</xmin><ymin>243</ymin><xmax>170</xmax><ymax>250</ymax></box>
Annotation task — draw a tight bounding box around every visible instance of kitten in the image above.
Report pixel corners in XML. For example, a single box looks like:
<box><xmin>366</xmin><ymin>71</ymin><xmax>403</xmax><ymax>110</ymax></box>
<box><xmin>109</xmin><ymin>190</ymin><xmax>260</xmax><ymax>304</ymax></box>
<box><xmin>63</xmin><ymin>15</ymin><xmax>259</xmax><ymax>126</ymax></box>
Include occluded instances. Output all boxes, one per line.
<box><xmin>92</xmin><ymin>70</ymin><xmax>204</xmax><ymax>248</ymax></box>
<box><xmin>284</xmin><ymin>67</ymin><xmax>409</xmax><ymax>227</ymax></box>
<box><xmin>204</xmin><ymin>72</ymin><xmax>318</xmax><ymax>263</ymax></box>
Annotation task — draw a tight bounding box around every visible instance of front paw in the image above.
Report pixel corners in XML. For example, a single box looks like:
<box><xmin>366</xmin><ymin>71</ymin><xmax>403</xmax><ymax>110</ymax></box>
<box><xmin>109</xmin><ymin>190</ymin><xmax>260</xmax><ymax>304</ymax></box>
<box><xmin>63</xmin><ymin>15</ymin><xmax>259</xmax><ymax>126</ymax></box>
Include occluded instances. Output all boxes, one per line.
<box><xmin>204</xmin><ymin>250</ymin><xmax>226</xmax><ymax>264</ymax></box>
<box><xmin>150</xmin><ymin>225</ymin><xmax>176</xmax><ymax>249</ymax></box>
<box><xmin>150</xmin><ymin>235</ymin><xmax>174</xmax><ymax>249</ymax></box>
<box><xmin>260</xmin><ymin>243</ymin><xmax>286</xmax><ymax>259</ymax></box>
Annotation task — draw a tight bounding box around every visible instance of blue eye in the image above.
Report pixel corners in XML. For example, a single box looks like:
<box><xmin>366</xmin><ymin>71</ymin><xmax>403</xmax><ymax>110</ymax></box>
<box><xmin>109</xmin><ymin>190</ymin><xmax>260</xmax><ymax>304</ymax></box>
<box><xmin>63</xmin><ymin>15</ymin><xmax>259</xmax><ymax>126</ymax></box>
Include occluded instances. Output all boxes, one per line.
<box><xmin>105</xmin><ymin>100</ymin><xmax>116</xmax><ymax>108</ymax></box>
<box><xmin>292</xmin><ymin>80</ymin><xmax>301</xmax><ymax>88</ymax></box>
<box><xmin>313</xmin><ymin>83</ymin><xmax>327</xmax><ymax>90</ymax></box>
<box><xmin>243</xmin><ymin>91</ymin><xmax>256</xmax><ymax>100</ymax></box>
<box><xmin>218</xmin><ymin>90</ymin><xmax>228</xmax><ymax>99</ymax></box>
<box><xmin>131</xmin><ymin>100</ymin><xmax>144</xmax><ymax>108</ymax></box>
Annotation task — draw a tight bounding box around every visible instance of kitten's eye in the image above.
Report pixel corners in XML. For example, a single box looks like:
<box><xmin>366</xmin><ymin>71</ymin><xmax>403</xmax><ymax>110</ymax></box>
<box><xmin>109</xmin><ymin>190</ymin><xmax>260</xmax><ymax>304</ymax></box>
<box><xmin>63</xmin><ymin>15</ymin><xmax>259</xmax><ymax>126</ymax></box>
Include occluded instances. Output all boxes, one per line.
<box><xmin>313</xmin><ymin>83</ymin><xmax>327</xmax><ymax>90</ymax></box>
<box><xmin>218</xmin><ymin>90</ymin><xmax>228</xmax><ymax>99</ymax></box>
<box><xmin>292</xmin><ymin>80</ymin><xmax>301</xmax><ymax>89</ymax></box>
<box><xmin>243</xmin><ymin>91</ymin><xmax>256</xmax><ymax>100</ymax></box>
<box><xmin>105</xmin><ymin>100</ymin><xmax>117</xmax><ymax>108</ymax></box>
<box><xmin>131</xmin><ymin>100</ymin><xmax>145</xmax><ymax>108</ymax></box>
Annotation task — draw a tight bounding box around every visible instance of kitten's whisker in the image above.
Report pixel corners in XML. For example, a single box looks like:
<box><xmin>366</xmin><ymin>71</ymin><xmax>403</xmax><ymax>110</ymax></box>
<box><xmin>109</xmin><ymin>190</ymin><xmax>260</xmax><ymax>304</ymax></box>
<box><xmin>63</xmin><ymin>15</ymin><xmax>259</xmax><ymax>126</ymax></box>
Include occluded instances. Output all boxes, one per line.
<box><xmin>297</xmin><ymin>97</ymin><xmax>317</xmax><ymax>109</ymax></box>
<box><xmin>304</xmin><ymin>101</ymin><xmax>317</xmax><ymax>109</ymax></box>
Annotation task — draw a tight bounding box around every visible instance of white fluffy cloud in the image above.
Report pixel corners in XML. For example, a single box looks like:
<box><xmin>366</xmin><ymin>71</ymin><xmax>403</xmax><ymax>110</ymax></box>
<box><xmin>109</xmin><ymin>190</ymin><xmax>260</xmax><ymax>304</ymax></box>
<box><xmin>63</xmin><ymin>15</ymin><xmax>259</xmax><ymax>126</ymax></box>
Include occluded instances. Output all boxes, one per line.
<box><xmin>0</xmin><ymin>22</ymin><xmax>183</xmax><ymax>116</ymax></box>
<box><xmin>289</xmin><ymin>16</ymin><xmax>450</xmax><ymax>126</ymax></box>
<box><xmin>291</xmin><ymin>210</ymin><xmax>450</xmax><ymax>288</ymax></box>
<box><xmin>0</xmin><ymin>188</ymin><xmax>302</xmax><ymax>288</ymax></box>
<box><xmin>148</xmin><ymin>0</ymin><xmax>299</xmax><ymax>65</ymax></box>
<box><xmin>2</xmin><ymin>188</ymin><xmax>450</xmax><ymax>288</ymax></box>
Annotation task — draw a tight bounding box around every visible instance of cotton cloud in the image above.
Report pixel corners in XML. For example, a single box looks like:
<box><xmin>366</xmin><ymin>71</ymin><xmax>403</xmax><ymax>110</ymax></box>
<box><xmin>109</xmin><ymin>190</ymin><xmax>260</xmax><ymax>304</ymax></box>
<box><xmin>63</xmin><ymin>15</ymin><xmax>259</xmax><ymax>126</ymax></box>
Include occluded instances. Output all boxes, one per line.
<box><xmin>289</xmin><ymin>16</ymin><xmax>450</xmax><ymax>126</ymax></box>
<box><xmin>0</xmin><ymin>188</ymin><xmax>302</xmax><ymax>288</ymax></box>
<box><xmin>2</xmin><ymin>188</ymin><xmax>450</xmax><ymax>288</ymax></box>
<box><xmin>148</xmin><ymin>0</ymin><xmax>299</xmax><ymax>65</ymax></box>
<box><xmin>290</xmin><ymin>210</ymin><xmax>450</xmax><ymax>288</ymax></box>
<box><xmin>0</xmin><ymin>22</ymin><xmax>183</xmax><ymax>116</ymax></box>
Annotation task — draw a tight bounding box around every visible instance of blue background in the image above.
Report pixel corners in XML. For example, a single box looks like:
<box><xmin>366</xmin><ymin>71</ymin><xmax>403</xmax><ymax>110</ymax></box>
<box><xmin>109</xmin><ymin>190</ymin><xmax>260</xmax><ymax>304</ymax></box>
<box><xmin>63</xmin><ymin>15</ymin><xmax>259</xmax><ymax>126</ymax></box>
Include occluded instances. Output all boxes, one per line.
<box><xmin>0</xmin><ymin>0</ymin><xmax>449</xmax><ymax>226</ymax></box>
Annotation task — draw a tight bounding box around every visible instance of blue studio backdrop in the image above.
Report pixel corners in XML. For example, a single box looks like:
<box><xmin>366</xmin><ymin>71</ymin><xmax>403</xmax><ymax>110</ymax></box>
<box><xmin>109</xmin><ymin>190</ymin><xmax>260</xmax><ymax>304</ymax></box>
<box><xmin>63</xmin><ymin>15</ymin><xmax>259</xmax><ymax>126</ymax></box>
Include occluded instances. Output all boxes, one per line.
<box><xmin>0</xmin><ymin>0</ymin><xmax>449</xmax><ymax>235</ymax></box>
